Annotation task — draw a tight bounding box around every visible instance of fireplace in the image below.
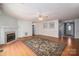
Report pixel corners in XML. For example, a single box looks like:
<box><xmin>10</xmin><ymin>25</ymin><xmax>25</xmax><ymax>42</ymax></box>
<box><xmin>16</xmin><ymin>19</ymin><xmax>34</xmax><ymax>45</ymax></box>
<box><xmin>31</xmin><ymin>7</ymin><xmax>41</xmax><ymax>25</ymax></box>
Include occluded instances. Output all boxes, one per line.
<box><xmin>7</xmin><ymin>33</ymin><xmax>15</xmax><ymax>42</ymax></box>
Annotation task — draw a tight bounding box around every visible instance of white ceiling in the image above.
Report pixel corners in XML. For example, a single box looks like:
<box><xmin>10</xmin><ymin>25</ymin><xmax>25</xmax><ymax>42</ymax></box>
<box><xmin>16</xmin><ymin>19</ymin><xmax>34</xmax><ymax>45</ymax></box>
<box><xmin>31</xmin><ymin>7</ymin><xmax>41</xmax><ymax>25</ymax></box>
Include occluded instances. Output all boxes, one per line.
<box><xmin>1</xmin><ymin>3</ymin><xmax>79</xmax><ymax>22</ymax></box>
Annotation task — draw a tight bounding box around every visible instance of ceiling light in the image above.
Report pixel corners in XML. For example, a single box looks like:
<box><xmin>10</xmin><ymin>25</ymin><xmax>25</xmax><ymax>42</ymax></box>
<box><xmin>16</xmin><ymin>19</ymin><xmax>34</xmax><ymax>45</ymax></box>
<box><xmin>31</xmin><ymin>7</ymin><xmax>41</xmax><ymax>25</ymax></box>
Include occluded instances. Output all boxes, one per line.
<box><xmin>38</xmin><ymin>15</ymin><xmax>43</xmax><ymax>21</ymax></box>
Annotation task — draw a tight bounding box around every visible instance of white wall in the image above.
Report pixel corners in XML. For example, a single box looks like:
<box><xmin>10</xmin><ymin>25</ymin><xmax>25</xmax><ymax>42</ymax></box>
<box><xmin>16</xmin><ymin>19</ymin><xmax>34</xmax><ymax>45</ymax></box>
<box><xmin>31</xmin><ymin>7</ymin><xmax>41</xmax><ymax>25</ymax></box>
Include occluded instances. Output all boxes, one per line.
<box><xmin>18</xmin><ymin>20</ymin><xmax>32</xmax><ymax>37</ymax></box>
<box><xmin>75</xmin><ymin>19</ymin><xmax>79</xmax><ymax>38</ymax></box>
<box><xmin>35</xmin><ymin>20</ymin><xmax>59</xmax><ymax>38</ymax></box>
<box><xmin>0</xmin><ymin>11</ymin><xmax>18</xmax><ymax>27</ymax></box>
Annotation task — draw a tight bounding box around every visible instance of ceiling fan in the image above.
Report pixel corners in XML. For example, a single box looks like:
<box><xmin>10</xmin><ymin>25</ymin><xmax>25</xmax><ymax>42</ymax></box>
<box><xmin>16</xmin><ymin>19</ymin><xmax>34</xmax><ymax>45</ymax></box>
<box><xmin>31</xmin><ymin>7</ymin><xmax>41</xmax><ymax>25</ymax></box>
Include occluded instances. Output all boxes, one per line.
<box><xmin>36</xmin><ymin>12</ymin><xmax>48</xmax><ymax>21</ymax></box>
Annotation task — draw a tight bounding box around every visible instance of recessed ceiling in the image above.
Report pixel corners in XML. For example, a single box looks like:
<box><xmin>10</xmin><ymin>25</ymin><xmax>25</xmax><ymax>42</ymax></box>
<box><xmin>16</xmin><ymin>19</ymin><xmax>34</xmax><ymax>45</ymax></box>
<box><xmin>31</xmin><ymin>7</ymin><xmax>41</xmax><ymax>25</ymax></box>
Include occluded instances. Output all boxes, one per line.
<box><xmin>1</xmin><ymin>3</ymin><xmax>79</xmax><ymax>22</ymax></box>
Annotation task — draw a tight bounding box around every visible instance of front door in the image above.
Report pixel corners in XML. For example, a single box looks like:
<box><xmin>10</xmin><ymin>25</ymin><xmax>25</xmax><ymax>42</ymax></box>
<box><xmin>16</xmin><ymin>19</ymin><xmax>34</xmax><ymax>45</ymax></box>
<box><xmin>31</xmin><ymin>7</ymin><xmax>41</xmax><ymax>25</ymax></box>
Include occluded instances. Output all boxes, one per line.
<box><xmin>64</xmin><ymin>22</ymin><xmax>74</xmax><ymax>37</ymax></box>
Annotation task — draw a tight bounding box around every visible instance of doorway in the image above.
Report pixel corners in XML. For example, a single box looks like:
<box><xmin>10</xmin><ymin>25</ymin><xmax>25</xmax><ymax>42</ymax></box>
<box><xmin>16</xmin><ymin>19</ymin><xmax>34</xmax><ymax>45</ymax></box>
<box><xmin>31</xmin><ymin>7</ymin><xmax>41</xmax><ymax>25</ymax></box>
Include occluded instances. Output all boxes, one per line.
<box><xmin>32</xmin><ymin>25</ymin><xmax>35</xmax><ymax>36</ymax></box>
<box><xmin>64</xmin><ymin>22</ymin><xmax>75</xmax><ymax>37</ymax></box>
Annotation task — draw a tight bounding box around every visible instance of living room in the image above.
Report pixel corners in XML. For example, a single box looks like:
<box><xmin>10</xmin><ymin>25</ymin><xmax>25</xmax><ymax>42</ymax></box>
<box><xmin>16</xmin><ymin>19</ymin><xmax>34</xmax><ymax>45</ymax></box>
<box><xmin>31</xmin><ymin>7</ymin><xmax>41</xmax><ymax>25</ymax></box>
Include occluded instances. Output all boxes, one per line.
<box><xmin>0</xmin><ymin>3</ymin><xmax>79</xmax><ymax>56</ymax></box>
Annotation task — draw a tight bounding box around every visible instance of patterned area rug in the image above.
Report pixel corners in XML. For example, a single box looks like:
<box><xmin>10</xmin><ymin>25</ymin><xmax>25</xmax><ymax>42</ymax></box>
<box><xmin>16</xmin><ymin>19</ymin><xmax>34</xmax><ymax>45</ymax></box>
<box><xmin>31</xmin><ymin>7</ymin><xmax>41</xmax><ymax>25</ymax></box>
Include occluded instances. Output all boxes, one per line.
<box><xmin>25</xmin><ymin>38</ymin><xmax>65</xmax><ymax>56</ymax></box>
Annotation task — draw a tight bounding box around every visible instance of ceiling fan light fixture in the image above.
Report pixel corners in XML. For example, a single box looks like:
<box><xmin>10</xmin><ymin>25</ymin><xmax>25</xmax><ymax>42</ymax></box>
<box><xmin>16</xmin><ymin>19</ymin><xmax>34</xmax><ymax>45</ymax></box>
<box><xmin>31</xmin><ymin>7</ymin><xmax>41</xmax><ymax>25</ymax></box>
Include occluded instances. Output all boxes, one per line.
<box><xmin>38</xmin><ymin>17</ymin><xmax>43</xmax><ymax>21</ymax></box>
<box><xmin>37</xmin><ymin>13</ymin><xmax>48</xmax><ymax>21</ymax></box>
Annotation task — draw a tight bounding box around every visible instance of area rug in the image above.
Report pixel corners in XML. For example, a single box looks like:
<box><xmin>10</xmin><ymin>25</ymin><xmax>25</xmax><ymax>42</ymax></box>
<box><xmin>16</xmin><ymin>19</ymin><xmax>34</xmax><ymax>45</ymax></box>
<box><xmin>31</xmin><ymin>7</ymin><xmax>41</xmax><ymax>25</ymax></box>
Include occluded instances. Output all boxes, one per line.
<box><xmin>24</xmin><ymin>38</ymin><xmax>65</xmax><ymax>56</ymax></box>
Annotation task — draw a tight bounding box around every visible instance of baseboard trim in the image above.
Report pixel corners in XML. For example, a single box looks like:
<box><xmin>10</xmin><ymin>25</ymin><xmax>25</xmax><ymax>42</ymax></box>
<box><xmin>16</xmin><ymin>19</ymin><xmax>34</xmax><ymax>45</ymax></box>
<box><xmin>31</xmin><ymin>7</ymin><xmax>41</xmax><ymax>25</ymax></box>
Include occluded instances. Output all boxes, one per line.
<box><xmin>74</xmin><ymin>38</ymin><xmax>79</xmax><ymax>39</ymax></box>
<box><xmin>37</xmin><ymin>35</ymin><xmax>58</xmax><ymax>38</ymax></box>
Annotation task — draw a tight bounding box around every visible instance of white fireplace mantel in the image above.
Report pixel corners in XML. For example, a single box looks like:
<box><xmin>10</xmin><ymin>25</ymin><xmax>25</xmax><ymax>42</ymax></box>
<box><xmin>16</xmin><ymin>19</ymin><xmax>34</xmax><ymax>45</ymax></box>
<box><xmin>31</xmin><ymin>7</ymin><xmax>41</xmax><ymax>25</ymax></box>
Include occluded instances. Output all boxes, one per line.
<box><xmin>0</xmin><ymin>26</ymin><xmax>18</xmax><ymax>44</ymax></box>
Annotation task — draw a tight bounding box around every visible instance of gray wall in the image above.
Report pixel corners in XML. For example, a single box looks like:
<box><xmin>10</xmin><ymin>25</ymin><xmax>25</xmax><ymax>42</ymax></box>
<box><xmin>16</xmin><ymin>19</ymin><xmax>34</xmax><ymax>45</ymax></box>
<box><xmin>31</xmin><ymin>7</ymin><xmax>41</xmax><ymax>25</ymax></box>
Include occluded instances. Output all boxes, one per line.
<box><xmin>75</xmin><ymin>19</ymin><xmax>79</xmax><ymax>38</ymax></box>
<box><xmin>0</xmin><ymin>11</ymin><xmax>18</xmax><ymax>27</ymax></box>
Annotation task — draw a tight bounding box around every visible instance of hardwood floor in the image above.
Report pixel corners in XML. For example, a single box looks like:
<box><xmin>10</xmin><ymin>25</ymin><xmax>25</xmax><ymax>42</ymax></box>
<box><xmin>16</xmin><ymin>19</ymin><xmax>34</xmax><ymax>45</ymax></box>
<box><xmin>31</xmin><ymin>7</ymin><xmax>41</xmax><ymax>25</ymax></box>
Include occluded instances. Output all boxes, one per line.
<box><xmin>0</xmin><ymin>35</ymin><xmax>79</xmax><ymax>56</ymax></box>
<box><xmin>60</xmin><ymin>37</ymin><xmax>79</xmax><ymax>56</ymax></box>
<box><xmin>0</xmin><ymin>40</ymin><xmax>36</xmax><ymax>56</ymax></box>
